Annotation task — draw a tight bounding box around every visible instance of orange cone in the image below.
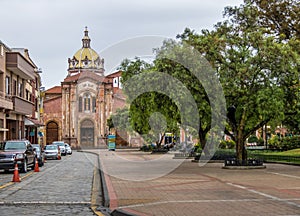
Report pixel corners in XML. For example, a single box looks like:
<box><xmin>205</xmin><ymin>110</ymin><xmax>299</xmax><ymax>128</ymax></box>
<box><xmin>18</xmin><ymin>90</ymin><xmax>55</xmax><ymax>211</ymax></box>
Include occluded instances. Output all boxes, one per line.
<box><xmin>12</xmin><ymin>163</ymin><xmax>21</xmax><ymax>182</ymax></box>
<box><xmin>34</xmin><ymin>158</ymin><xmax>40</xmax><ymax>172</ymax></box>
<box><xmin>57</xmin><ymin>147</ymin><xmax>61</xmax><ymax>160</ymax></box>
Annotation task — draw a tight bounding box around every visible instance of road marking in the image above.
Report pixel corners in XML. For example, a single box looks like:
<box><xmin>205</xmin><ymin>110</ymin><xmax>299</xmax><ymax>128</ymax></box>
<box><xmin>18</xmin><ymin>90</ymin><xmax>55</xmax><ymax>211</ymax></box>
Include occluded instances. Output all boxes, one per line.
<box><xmin>21</xmin><ymin>171</ymin><xmax>34</xmax><ymax>179</ymax></box>
<box><xmin>267</xmin><ymin>172</ymin><xmax>300</xmax><ymax>179</ymax></box>
<box><xmin>0</xmin><ymin>171</ymin><xmax>34</xmax><ymax>190</ymax></box>
<box><xmin>226</xmin><ymin>182</ymin><xmax>300</xmax><ymax>208</ymax></box>
<box><xmin>0</xmin><ymin>201</ymin><xmax>91</xmax><ymax>205</ymax></box>
<box><xmin>118</xmin><ymin>198</ymin><xmax>300</xmax><ymax>209</ymax></box>
<box><xmin>0</xmin><ymin>182</ymin><xmax>13</xmax><ymax>189</ymax></box>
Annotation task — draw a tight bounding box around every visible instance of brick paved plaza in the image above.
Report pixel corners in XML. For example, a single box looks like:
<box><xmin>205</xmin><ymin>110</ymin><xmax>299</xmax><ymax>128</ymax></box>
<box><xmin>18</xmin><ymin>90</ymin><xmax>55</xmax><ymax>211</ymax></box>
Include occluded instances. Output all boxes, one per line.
<box><xmin>95</xmin><ymin>149</ymin><xmax>300</xmax><ymax>216</ymax></box>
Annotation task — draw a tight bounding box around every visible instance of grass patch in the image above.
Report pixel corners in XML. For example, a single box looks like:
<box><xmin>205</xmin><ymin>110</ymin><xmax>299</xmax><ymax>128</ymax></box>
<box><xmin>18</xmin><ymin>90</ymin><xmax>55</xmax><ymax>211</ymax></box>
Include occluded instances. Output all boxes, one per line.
<box><xmin>248</xmin><ymin>148</ymin><xmax>300</xmax><ymax>165</ymax></box>
<box><xmin>249</xmin><ymin>148</ymin><xmax>300</xmax><ymax>156</ymax></box>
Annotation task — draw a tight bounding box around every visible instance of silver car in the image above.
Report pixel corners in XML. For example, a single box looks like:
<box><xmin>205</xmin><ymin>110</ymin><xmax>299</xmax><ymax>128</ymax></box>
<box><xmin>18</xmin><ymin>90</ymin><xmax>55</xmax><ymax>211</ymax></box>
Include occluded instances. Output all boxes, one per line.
<box><xmin>44</xmin><ymin>145</ymin><xmax>60</xmax><ymax>160</ymax></box>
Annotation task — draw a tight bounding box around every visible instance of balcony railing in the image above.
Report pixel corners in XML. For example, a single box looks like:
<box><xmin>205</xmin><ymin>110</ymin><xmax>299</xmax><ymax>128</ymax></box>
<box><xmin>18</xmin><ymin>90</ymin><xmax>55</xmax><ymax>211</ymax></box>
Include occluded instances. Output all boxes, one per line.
<box><xmin>0</xmin><ymin>91</ymin><xmax>13</xmax><ymax>110</ymax></box>
<box><xmin>6</xmin><ymin>52</ymin><xmax>35</xmax><ymax>80</ymax></box>
<box><xmin>11</xmin><ymin>95</ymin><xmax>34</xmax><ymax>115</ymax></box>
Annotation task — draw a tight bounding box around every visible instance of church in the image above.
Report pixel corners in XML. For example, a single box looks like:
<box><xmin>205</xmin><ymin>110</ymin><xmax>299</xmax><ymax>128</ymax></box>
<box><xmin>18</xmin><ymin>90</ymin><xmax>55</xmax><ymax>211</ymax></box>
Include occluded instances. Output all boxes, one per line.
<box><xmin>42</xmin><ymin>27</ymin><xmax>126</xmax><ymax>149</ymax></box>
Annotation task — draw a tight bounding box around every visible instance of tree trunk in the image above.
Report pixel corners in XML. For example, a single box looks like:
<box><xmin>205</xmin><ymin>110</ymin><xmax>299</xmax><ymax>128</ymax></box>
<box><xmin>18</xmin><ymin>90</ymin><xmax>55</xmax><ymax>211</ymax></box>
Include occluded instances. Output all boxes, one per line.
<box><xmin>236</xmin><ymin>108</ymin><xmax>247</xmax><ymax>162</ymax></box>
<box><xmin>156</xmin><ymin>133</ymin><xmax>165</xmax><ymax>149</ymax></box>
<box><xmin>199</xmin><ymin>126</ymin><xmax>210</xmax><ymax>155</ymax></box>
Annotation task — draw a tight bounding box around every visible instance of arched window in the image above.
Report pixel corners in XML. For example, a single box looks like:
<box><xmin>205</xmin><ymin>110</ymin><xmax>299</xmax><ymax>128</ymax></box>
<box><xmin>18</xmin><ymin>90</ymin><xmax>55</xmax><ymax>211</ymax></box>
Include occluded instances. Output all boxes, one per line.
<box><xmin>78</xmin><ymin>97</ymin><xmax>82</xmax><ymax>112</ymax></box>
<box><xmin>92</xmin><ymin>97</ymin><xmax>96</xmax><ymax>113</ymax></box>
<box><xmin>84</xmin><ymin>93</ymin><xmax>91</xmax><ymax>111</ymax></box>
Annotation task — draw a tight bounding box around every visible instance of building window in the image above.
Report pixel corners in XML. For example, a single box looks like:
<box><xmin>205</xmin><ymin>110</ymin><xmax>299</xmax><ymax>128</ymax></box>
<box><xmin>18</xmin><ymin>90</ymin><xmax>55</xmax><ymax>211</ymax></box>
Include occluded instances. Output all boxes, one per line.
<box><xmin>13</xmin><ymin>80</ymin><xmax>17</xmax><ymax>95</ymax></box>
<box><xmin>18</xmin><ymin>82</ymin><xmax>23</xmax><ymax>97</ymax></box>
<box><xmin>5</xmin><ymin>76</ymin><xmax>10</xmax><ymax>95</ymax></box>
<box><xmin>92</xmin><ymin>97</ymin><xmax>96</xmax><ymax>113</ymax></box>
<box><xmin>35</xmin><ymin>77</ymin><xmax>39</xmax><ymax>89</ymax></box>
<box><xmin>79</xmin><ymin>97</ymin><xmax>82</xmax><ymax>112</ymax></box>
<box><xmin>84</xmin><ymin>94</ymin><xmax>91</xmax><ymax>111</ymax></box>
<box><xmin>26</xmin><ymin>89</ymin><xmax>30</xmax><ymax>101</ymax></box>
<box><xmin>35</xmin><ymin>98</ymin><xmax>38</xmax><ymax>111</ymax></box>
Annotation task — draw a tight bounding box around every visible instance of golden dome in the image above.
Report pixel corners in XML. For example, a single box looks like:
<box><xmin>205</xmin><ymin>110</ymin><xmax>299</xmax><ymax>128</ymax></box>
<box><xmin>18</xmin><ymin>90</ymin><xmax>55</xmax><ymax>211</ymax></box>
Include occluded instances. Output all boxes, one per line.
<box><xmin>68</xmin><ymin>27</ymin><xmax>104</xmax><ymax>72</ymax></box>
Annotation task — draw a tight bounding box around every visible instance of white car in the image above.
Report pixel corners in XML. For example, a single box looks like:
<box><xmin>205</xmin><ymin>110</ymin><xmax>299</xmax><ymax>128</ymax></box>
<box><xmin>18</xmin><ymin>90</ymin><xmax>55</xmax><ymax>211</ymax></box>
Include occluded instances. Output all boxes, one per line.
<box><xmin>52</xmin><ymin>141</ymin><xmax>66</xmax><ymax>156</ymax></box>
<box><xmin>64</xmin><ymin>143</ymin><xmax>72</xmax><ymax>155</ymax></box>
<box><xmin>44</xmin><ymin>145</ymin><xmax>60</xmax><ymax>160</ymax></box>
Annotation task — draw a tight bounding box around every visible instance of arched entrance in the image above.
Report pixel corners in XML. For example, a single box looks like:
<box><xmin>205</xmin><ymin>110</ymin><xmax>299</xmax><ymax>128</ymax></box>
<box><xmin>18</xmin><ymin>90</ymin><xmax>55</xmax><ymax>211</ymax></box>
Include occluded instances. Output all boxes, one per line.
<box><xmin>80</xmin><ymin>119</ymin><xmax>94</xmax><ymax>148</ymax></box>
<box><xmin>46</xmin><ymin>121</ymin><xmax>58</xmax><ymax>144</ymax></box>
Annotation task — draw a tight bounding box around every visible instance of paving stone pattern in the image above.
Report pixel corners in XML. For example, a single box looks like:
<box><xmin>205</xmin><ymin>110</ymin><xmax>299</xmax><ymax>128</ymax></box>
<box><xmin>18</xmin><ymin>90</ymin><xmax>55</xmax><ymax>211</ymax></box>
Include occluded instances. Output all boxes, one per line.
<box><xmin>0</xmin><ymin>151</ymin><xmax>97</xmax><ymax>216</ymax></box>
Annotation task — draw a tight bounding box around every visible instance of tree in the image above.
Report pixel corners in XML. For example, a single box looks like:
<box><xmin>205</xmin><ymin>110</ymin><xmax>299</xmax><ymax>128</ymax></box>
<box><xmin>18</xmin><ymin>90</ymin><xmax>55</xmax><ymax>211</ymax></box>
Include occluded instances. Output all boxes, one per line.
<box><xmin>225</xmin><ymin>0</ymin><xmax>300</xmax><ymax>135</ymax></box>
<box><xmin>118</xmin><ymin>58</ymin><xmax>180</xmax><ymax>148</ymax></box>
<box><xmin>118</xmin><ymin>0</ymin><xmax>299</xmax><ymax>160</ymax></box>
<box><xmin>177</xmin><ymin>0</ymin><xmax>299</xmax><ymax>161</ymax></box>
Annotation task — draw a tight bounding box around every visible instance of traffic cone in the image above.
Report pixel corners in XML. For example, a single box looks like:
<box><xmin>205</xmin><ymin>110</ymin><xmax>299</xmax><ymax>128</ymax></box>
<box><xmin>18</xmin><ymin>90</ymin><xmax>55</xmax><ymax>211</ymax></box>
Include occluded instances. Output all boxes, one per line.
<box><xmin>12</xmin><ymin>163</ymin><xmax>21</xmax><ymax>182</ymax></box>
<box><xmin>57</xmin><ymin>148</ymin><xmax>61</xmax><ymax>160</ymax></box>
<box><xmin>34</xmin><ymin>158</ymin><xmax>40</xmax><ymax>172</ymax></box>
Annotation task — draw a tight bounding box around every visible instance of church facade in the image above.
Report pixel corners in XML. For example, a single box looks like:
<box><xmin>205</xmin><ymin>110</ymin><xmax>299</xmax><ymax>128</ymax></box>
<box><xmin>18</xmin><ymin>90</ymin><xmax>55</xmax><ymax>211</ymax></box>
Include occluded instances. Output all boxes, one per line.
<box><xmin>42</xmin><ymin>28</ymin><xmax>126</xmax><ymax>149</ymax></box>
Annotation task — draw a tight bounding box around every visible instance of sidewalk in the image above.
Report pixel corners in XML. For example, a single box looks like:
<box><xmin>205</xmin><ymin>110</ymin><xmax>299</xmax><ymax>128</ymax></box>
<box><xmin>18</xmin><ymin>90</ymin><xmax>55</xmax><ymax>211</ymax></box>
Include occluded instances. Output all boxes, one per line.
<box><xmin>94</xmin><ymin>149</ymin><xmax>300</xmax><ymax>216</ymax></box>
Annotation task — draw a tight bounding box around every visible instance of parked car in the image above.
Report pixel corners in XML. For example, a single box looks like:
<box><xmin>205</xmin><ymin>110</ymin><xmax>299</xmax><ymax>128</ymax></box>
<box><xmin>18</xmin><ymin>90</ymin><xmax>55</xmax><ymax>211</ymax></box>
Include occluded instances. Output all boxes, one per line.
<box><xmin>44</xmin><ymin>145</ymin><xmax>60</xmax><ymax>160</ymax></box>
<box><xmin>0</xmin><ymin>140</ymin><xmax>36</xmax><ymax>173</ymax></box>
<box><xmin>52</xmin><ymin>141</ymin><xmax>66</xmax><ymax>156</ymax></box>
<box><xmin>32</xmin><ymin>144</ymin><xmax>45</xmax><ymax>167</ymax></box>
<box><xmin>64</xmin><ymin>143</ymin><xmax>72</xmax><ymax>155</ymax></box>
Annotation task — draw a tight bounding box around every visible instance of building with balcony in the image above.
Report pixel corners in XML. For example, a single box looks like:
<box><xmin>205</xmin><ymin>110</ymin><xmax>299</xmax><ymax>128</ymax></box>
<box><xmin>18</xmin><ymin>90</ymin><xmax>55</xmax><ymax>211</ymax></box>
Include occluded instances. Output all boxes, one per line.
<box><xmin>0</xmin><ymin>40</ymin><xmax>43</xmax><ymax>144</ymax></box>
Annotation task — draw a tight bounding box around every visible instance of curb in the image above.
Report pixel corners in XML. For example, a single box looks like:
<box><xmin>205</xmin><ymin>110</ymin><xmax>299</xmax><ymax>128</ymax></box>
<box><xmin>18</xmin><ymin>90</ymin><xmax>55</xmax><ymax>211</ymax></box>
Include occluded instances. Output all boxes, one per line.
<box><xmin>79</xmin><ymin>150</ymin><xmax>143</xmax><ymax>216</ymax></box>
<box><xmin>222</xmin><ymin>165</ymin><xmax>267</xmax><ymax>169</ymax></box>
<box><xmin>78</xmin><ymin>150</ymin><xmax>110</xmax><ymax>216</ymax></box>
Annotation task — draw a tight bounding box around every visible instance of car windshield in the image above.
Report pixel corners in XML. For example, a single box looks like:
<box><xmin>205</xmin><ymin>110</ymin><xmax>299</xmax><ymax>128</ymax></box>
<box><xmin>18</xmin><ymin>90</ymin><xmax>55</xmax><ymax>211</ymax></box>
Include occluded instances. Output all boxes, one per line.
<box><xmin>53</xmin><ymin>142</ymin><xmax>64</xmax><ymax>146</ymax></box>
<box><xmin>45</xmin><ymin>145</ymin><xmax>57</xmax><ymax>150</ymax></box>
<box><xmin>4</xmin><ymin>142</ymin><xmax>26</xmax><ymax>150</ymax></box>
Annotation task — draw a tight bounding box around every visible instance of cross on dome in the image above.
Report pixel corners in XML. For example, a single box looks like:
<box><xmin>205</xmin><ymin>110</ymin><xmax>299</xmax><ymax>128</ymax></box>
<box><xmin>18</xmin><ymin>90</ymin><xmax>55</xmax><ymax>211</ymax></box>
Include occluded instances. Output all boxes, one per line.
<box><xmin>82</xmin><ymin>26</ymin><xmax>91</xmax><ymax>48</ymax></box>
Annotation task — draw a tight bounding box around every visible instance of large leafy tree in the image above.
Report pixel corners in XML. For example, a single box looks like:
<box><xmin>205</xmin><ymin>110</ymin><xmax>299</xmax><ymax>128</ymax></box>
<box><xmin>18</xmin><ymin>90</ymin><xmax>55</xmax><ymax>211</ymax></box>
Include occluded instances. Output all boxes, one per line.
<box><xmin>177</xmin><ymin>0</ymin><xmax>299</xmax><ymax>160</ymax></box>
<box><xmin>117</xmin><ymin>0</ymin><xmax>299</xmax><ymax>160</ymax></box>
<box><xmin>118</xmin><ymin>58</ymin><xmax>180</xmax><ymax>147</ymax></box>
<box><xmin>119</xmin><ymin>43</ymin><xmax>225</xmax><ymax>152</ymax></box>
<box><xmin>225</xmin><ymin>0</ymin><xmax>300</xmax><ymax>134</ymax></box>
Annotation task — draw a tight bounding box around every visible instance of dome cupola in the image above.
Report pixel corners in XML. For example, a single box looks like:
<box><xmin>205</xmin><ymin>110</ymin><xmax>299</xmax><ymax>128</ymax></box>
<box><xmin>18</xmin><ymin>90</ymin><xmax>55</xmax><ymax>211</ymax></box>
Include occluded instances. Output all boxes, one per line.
<box><xmin>68</xmin><ymin>27</ymin><xmax>104</xmax><ymax>75</ymax></box>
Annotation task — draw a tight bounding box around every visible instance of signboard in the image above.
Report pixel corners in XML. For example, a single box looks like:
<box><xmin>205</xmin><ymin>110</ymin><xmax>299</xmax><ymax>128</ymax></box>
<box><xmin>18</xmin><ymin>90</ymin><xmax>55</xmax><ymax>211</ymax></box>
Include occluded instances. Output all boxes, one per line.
<box><xmin>108</xmin><ymin>134</ymin><xmax>116</xmax><ymax>151</ymax></box>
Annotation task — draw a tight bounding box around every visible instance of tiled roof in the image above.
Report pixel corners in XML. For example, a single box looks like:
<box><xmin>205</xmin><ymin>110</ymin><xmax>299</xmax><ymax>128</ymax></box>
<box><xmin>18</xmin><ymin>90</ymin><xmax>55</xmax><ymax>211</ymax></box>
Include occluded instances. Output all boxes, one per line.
<box><xmin>63</xmin><ymin>73</ymin><xmax>81</xmax><ymax>82</ymax></box>
<box><xmin>106</xmin><ymin>70</ymin><xmax>122</xmax><ymax>78</ymax></box>
<box><xmin>46</xmin><ymin>86</ymin><xmax>61</xmax><ymax>94</ymax></box>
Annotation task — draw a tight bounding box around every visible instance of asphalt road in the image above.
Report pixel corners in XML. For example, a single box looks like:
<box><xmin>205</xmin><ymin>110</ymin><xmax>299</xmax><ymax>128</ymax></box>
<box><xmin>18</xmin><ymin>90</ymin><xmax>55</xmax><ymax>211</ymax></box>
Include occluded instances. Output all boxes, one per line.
<box><xmin>0</xmin><ymin>151</ymin><xmax>98</xmax><ymax>216</ymax></box>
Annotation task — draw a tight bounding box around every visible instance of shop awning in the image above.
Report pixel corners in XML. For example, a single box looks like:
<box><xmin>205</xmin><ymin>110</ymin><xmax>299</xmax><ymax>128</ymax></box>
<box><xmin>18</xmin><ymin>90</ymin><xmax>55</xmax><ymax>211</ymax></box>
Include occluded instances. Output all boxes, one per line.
<box><xmin>25</xmin><ymin>118</ymin><xmax>44</xmax><ymax>126</ymax></box>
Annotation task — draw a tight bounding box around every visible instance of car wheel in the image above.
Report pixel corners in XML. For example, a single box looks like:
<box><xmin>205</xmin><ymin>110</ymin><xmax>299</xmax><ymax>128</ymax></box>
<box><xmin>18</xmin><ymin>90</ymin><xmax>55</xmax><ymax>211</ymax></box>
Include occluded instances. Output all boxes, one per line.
<box><xmin>21</xmin><ymin>160</ymin><xmax>28</xmax><ymax>173</ymax></box>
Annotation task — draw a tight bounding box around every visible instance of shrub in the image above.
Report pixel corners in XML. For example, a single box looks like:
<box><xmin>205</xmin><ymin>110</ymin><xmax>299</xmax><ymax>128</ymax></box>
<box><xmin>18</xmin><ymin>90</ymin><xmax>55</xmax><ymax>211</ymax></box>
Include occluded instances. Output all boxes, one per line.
<box><xmin>280</xmin><ymin>136</ymin><xmax>300</xmax><ymax>150</ymax></box>
<box><xmin>226</xmin><ymin>140</ymin><xmax>236</xmax><ymax>149</ymax></box>
<box><xmin>248</xmin><ymin>135</ymin><xmax>258</xmax><ymax>143</ymax></box>
<box><xmin>219</xmin><ymin>140</ymin><xmax>227</xmax><ymax>149</ymax></box>
<box><xmin>268</xmin><ymin>135</ymin><xmax>280</xmax><ymax>149</ymax></box>
<box><xmin>267</xmin><ymin>135</ymin><xmax>300</xmax><ymax>150</ymax></box>
<box><xmin>219</xmin><ymin>140</ymin><xmax>236</xmax><ymax>149</ymax></box>
<box><xmin>257</xmin><ymin>138</ymin><xmax>264</xmax><ymax>146</ymax></box>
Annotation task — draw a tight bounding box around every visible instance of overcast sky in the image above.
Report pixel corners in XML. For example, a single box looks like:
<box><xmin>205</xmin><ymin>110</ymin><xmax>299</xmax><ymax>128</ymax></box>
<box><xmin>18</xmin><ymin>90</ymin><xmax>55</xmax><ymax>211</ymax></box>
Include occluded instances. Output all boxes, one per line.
<box><xmin>0</xmin><ymin>0</ymin><xmax>243</xmax><ymax>89</ymax></box>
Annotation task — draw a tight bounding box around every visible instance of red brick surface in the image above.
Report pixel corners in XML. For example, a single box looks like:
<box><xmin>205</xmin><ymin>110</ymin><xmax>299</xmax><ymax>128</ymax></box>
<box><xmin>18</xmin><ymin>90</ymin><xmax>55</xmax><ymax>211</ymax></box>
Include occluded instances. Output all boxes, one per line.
<box><xmin>91</xmin><ymin>149</ymin><xmax>300</xmax><ymax>216</ymax></box>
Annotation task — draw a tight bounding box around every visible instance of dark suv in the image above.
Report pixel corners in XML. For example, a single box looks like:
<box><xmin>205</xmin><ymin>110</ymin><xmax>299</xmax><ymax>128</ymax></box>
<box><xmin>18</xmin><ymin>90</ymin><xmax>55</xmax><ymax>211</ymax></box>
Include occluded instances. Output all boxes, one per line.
<box><xmin>0</xmin><ymin>140</ymin><xmax>36</xmax><ymax>173</ymax></box>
